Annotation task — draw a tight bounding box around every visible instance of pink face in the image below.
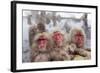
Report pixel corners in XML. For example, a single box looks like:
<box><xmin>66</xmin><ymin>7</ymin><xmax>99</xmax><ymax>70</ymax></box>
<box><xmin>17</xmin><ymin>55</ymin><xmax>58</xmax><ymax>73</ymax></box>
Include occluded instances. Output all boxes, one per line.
<box><xmin>53</xmin><ymin>31</ymin><xmax>64</xmax><ymax>45</ymax></box>
<box><xmin>37</xmin><ymin>36</ymin><xmax>48</xmax><ymax>49</ymax></box>
<box><xmin>74</xmin><ymin>32</ymin><xmax>84</xmax><ymax>48</ymax></box>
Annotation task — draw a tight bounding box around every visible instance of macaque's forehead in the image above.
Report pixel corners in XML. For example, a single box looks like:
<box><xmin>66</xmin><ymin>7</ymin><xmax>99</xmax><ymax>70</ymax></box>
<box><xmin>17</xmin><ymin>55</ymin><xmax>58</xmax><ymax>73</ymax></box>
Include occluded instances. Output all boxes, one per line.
<box><xmin>74</xmin><ymin>30</ymin><xmax>83</xmax><ymax>36</ymax></box>
<box><xmin>75</xmin><ymin>31</ymin><xmax>82</xmax><ymax>35</ymax></box>
<box><xmin>53</xmin><ymin>31</ymin><xmax>63</xmax><ymax>35</ymax></box>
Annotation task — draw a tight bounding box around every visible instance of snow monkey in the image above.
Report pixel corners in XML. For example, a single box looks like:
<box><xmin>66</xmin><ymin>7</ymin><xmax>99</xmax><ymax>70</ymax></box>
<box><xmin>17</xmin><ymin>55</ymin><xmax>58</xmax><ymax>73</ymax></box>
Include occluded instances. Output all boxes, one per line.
<box><xmin>29</xmin><ymin>23</ymin><xmax>46</xmax><ymax>46</ymax></box>
<box><xmin>69</xmin><ymin>27</ymin><xmax>91</xmax><ymax>60</ymax></box>
<box><xmin>31</xmin><ymin>32</ymin><xmax>52</xmax><ymax>62</ymax></box>
<box><xmin>70</xmin><ymin>27</ymin><xmax>85</xmax><ymax>48</ymax></box>
<box><xmin>50</xmin><ymin>28</ymin><xmax>70</xmax><ymax>61</ymax></box>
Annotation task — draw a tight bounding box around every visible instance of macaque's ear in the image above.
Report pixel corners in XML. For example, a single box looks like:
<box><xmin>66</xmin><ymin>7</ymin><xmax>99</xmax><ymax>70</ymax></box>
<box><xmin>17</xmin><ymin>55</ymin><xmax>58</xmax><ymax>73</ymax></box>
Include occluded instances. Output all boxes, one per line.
<box><xmin>31</xmin><ymin>42</ymin><xmax>36</xmax><ymax>47</ymax></box>
<box><xmin>31</xmin><ymin>43</ymin><xmax>37</xmax><ymax>50</ymax></box>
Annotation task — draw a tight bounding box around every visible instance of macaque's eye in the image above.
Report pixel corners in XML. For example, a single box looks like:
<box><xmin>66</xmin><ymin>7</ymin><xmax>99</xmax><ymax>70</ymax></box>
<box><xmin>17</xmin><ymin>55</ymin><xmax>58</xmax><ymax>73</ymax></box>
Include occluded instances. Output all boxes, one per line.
<box><xmin>38</xmin><ymin>39</ymin><xmax>47</xmax><ymax>44</ymax></box>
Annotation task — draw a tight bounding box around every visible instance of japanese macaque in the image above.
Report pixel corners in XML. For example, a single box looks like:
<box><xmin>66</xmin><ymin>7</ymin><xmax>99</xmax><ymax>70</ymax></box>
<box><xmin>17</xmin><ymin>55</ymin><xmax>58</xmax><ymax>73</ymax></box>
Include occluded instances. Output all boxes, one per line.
<box><xmin>29</xmin><ymin>23</ymin><xmax>46</xmax><ymax>46</ymax></box>
<box><xmin>50</xmin><ymin>29</ymin><xmax>70</xmax><ymax>61</ymax></box>
<box><xmin>69</xmin><ymin>27</ymin><xmax>91</xmax><ymax>60</ymax></box>
<box><xmin>31</xmin><ymin>32</ymin><xmax>52</xmax><ymax>62</ymax></box>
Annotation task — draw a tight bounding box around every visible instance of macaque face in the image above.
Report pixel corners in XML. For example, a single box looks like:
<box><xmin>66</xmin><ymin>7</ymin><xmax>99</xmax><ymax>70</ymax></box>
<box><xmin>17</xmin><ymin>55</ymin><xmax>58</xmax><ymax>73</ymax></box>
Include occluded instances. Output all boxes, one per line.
<box><xmin>53</xmin><ymin>31</ymin><xmax>64</xmax><ymax>46</ymax></box>
<box><xmin>73</xmin><ymin>31</ymin><xmax>84</xmax><ymax>48</ymax></box>
<box><xmin>37</xmin><ymin>36</ymin><xmax>48</xmax><ymax>49</ymax></box>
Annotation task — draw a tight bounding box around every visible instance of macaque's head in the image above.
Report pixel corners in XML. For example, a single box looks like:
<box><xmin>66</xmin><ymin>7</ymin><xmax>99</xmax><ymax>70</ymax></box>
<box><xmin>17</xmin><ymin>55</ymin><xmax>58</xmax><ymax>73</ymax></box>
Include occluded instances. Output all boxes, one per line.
<box><xmin>70</xmin><ymin>28</ymin><xmax>86</xmax><ymax>48</ymax></box>
<box><xmin>52</xmin><ymin>31</ymin><xmax>64</xmax><ymax>47</ymax></box>
<box><xmin>37</xmin><ymin>23</ymin><xmax>45</xmax><ymax>33</ymax></box>
<box><xmin>34</xmin><ymin>32</ymin><xmax>50</xmax><ymax>51</ymax></box>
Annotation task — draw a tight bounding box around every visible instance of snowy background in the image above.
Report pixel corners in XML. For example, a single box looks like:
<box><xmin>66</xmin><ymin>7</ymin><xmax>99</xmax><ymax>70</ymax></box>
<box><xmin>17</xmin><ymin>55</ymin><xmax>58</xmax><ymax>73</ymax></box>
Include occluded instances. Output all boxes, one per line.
<box><xmin>22</xmin><ymin>10</ymin><xmax>91</xmax><ymax>62</ymax></box>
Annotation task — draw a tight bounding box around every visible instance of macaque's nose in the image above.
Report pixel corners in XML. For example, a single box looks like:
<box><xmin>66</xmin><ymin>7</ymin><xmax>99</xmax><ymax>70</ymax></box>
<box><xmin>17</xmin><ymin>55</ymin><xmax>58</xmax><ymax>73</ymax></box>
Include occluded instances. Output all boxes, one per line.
<box><xmin>75</xmin><ymin>35</ymin><xmax>84</xmax><ymax>46</ymax></box>
<box><xmin>78</xmin><ymin>37</ymin><xmax>81</xmax><ymax>41</ymax></box>
<box><xmin>56</xmin><ymin>35</ymin><xmax>61</xmax><ymax>40</ymax></box>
